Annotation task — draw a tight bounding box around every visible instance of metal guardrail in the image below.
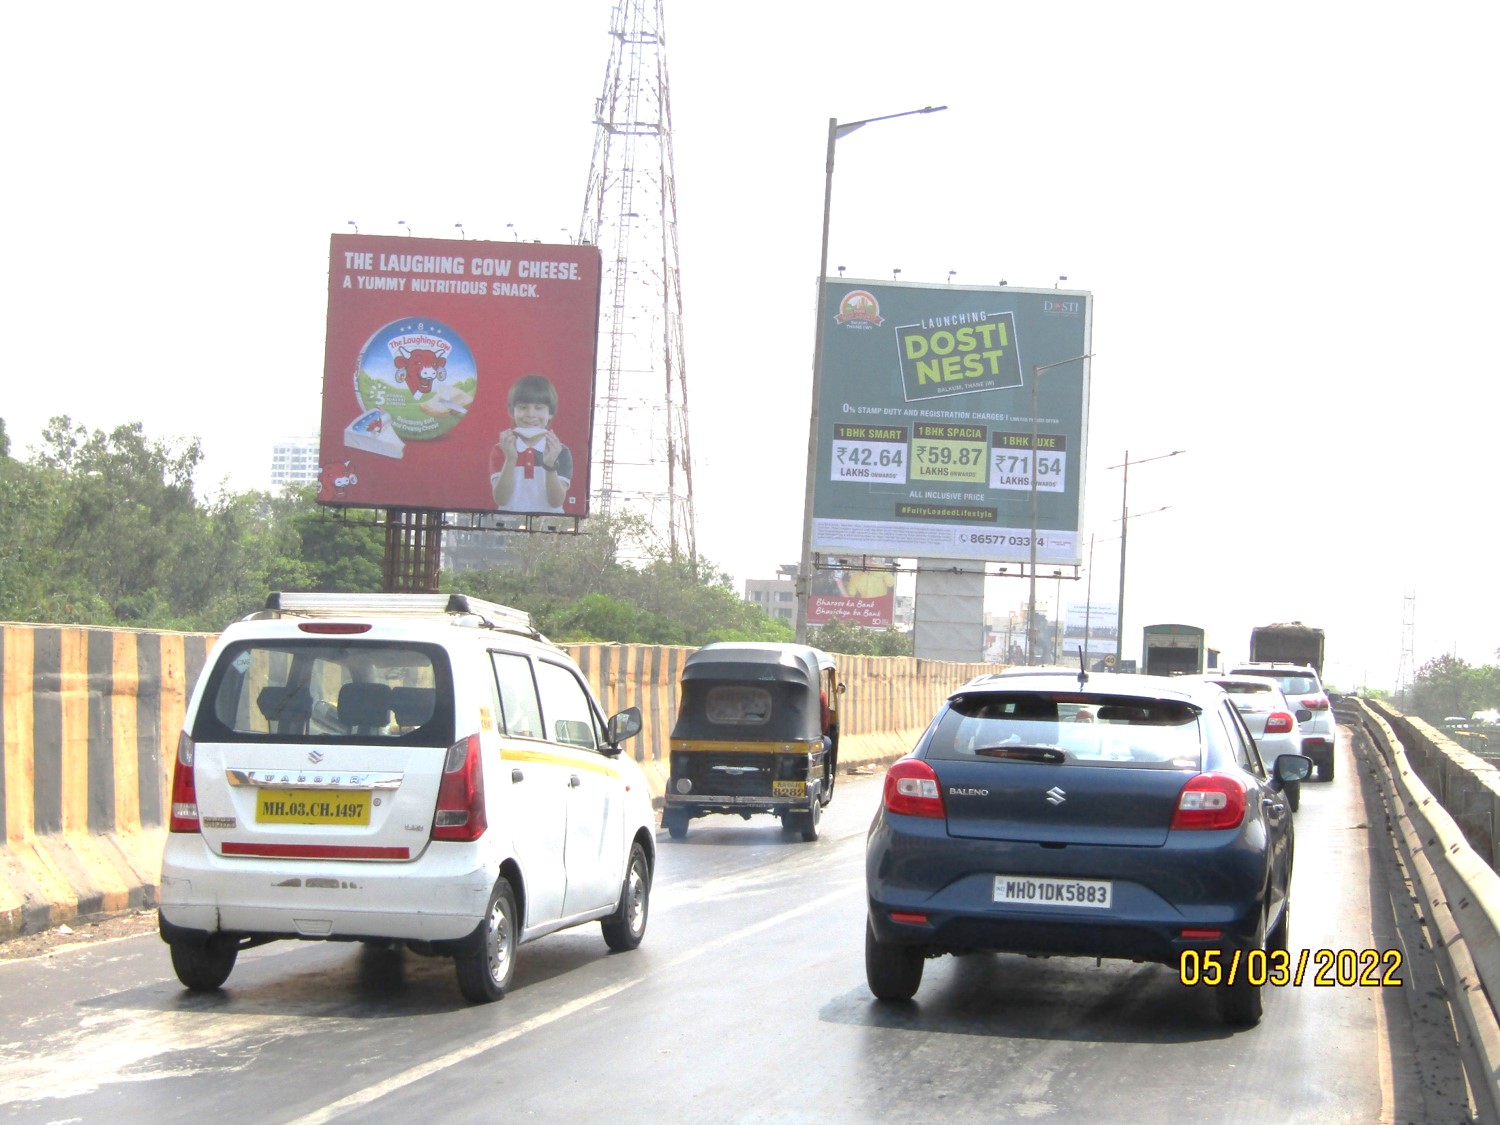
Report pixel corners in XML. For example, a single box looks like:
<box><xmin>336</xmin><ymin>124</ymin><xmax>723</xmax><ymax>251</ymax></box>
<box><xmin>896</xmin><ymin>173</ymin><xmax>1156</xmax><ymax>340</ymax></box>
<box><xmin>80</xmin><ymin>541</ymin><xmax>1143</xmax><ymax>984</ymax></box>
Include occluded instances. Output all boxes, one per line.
<box><xmin>1350</xmin><ymin>697</ymin><xmax>1500</xmax><ymax>1122</ymax></box>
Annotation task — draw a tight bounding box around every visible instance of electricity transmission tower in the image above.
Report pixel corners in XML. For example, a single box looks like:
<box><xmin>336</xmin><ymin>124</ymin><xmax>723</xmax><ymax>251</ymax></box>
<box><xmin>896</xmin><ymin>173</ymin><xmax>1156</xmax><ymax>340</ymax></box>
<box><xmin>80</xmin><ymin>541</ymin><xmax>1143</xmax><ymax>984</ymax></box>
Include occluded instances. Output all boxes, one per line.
<box><xmin>578</xmin><ymin>0</ymin><xmax>696</xmax><ymax>563</ymax></box>
<box><xmin>1396</xmin><ymin>590</ymin><xmax>1416</xmax><ymax>707</ymax></box>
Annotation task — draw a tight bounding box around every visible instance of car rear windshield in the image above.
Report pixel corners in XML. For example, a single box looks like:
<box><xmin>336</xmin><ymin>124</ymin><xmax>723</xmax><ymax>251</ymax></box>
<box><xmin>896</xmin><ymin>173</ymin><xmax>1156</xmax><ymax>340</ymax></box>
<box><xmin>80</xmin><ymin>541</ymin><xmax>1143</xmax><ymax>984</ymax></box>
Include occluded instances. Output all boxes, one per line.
<box><xmin>1235</xmin><ymin>671</ymin><xmax>1319</xmax><ymax>695</ymax></box>
<box><xmin>193</xmin><ymin>639</ymin><xmax>455</xmax><ymax>746</ymax></box>
<box><xmin>928</xmin><ymin>692</ymin><xmax>1202</xmax><ymax>769</ymax></box>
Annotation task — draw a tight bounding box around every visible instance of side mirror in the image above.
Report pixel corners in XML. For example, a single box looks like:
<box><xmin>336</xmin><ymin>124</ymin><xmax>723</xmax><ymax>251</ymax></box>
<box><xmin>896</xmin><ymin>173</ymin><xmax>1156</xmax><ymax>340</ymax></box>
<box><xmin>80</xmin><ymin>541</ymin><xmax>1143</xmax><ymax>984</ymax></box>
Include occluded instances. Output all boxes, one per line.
<box><xmin>837</xmin><ymin>681</ymin><xmax>847</xmax><ymax>695</ymax></box>
<box><xmin>608</xmin><ymin>706</ymin><xmax>643</xmax><ymax>747</ymax></box>
<box><xmin>1274</xmin><ymin>753</ymin><xmax>1314</xmax><ymax>785</ymax></box>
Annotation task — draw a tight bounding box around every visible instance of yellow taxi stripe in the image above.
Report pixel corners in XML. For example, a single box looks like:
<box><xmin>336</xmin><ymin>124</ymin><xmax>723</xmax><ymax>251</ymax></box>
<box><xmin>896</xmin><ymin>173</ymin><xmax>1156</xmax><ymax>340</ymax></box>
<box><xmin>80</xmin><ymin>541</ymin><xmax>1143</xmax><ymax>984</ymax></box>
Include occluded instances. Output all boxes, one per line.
<box><xmin>500</xmin><ymin>746</ymin><xmax>620</xmax><ymax>778</ymax></box>
<box><xmin>669</xmin><ymin>740</ymin><xmax>820</xmax><ymax>754</ymax></box>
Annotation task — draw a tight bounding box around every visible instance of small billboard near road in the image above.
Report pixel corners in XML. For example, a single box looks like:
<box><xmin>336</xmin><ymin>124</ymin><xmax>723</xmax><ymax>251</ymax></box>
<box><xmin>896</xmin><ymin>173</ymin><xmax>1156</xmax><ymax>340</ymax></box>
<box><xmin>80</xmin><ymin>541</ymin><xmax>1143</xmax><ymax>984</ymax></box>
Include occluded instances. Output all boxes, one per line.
<box><xmin>808</xmin><ymin>561</ymin><xmax>898</xmax><ymax>627</ymax></box>
<box><xmin>318</xmin><ymin>233</ymin><xmax>601</xmax><ymax>515</ymax></box>
<box><xmin>811</xmin><ymin>281</ymin><xmax>1092</xmax><ymax>567</ymax></box>
<box><xmin>1063</xmin><ymin>599</ymin><xmax>1118</xmax><ymax>660</ymax></box>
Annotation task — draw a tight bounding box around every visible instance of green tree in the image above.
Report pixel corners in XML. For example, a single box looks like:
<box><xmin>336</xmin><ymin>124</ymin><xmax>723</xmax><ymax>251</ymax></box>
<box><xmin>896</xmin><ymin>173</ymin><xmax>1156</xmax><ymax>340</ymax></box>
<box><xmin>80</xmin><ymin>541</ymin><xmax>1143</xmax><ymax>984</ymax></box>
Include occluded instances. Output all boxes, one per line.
<box><xmin>0</xmin><ymin>454</ymin><xmax>69</xmax><ymax>621</ymax></box>
<box><xmin>446</xmin><ymin>514</ymin><xmax>795</xmax><ymax>646</ymax></box>
<box><xmin>1408</xmin><ymin>654</ymin><xmax>1483</xmax><ymax>726</ymax></box>
<box><xmin>30</xmin><ymin>418</ymin><xmax>210</xmax><ymax>625</ymax></box>
<box><xmin>809</xmin><ymin>617</ymin><xmax>913</xmax><ymax>656</ymax></box>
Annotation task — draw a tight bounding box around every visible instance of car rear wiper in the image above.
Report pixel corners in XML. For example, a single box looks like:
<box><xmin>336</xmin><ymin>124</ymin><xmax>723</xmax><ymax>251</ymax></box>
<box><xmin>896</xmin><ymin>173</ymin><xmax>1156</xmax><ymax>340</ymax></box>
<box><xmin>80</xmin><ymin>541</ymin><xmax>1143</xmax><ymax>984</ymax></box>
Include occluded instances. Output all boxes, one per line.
<box><xmin>972</xmin><ymin>745</ymin><xmax>1067</xmax><ymax>764</ymax></box>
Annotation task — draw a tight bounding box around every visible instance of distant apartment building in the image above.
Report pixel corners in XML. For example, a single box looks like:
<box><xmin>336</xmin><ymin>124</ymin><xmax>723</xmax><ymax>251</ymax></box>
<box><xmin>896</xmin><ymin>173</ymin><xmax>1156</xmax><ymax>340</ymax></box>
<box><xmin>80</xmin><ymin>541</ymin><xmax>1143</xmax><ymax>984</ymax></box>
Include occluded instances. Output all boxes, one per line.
<box><xmin>745</xmin><ymin>576</ymin><xmax>797</xmax><ymax>622</ymax></box>
<box><xmin>270</xmin><ymin>437</ymin><xmax>321</xmax><ymax>488</ymax></box>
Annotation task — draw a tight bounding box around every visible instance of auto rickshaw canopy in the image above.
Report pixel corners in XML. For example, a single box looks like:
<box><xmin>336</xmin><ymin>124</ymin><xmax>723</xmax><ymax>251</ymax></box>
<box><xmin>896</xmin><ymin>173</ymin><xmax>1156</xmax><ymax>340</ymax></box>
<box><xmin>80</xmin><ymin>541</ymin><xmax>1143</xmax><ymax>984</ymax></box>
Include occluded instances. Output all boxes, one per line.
<box><xmin>671</xmin><ymin>643</ymin><xmax>836</xmax><ymax>745</ymax></box>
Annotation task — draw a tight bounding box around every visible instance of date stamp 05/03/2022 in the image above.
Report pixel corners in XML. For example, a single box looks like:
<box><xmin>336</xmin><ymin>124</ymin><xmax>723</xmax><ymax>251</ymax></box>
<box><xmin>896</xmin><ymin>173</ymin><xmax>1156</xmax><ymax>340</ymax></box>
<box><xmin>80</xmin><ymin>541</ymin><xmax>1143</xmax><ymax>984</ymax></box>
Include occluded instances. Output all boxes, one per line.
<box><xmin>1179</xmin><ymin>948</ymin><xmax>1404</xmax><ymax>988</ymax></box>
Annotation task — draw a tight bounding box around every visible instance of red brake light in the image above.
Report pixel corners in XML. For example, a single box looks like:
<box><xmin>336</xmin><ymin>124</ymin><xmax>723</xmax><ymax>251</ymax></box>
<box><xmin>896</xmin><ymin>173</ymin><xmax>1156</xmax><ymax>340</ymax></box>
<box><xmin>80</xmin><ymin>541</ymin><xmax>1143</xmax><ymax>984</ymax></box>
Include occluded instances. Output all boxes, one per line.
<box><xmin>1170</xmin><ymin>773</ymin><xmax>1247</xmax><ymax>831</ymax></box>
<box><xmin>1300</xmin><ymin>696</ymin><xmax>1329</xmax><ymax>711</ymax></box>
<box><xmin>298</xmin><ymin>622</ymin><xmax>373</xmax><ymax>634</ymax></box>
<box><xmin>883</xmin><ymin>759</ymin><xmax>946</xmax><ymax>819</ymax></box>
<box><xmin>432</xmin><ymin>734</ymin><xmax>487</xmax><ymax>841</ymax></box>
<box><xmin>1264</xmin><ymin>711</ymin><xmax>1294</xmax><ymax>734</ymax></box>
<box><xmin>169</xmin><ymin>732</ymin><xmax>200</xmax><ymax>833</ymax></box>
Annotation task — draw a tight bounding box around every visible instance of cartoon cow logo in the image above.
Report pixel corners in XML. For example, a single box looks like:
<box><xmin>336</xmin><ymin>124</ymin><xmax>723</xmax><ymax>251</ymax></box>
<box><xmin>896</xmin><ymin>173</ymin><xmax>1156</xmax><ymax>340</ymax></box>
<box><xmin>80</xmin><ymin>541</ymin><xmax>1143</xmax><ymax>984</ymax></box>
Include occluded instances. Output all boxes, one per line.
<box><xmin>319</xmin><ymin>460</ymin><xmax>359</xmax><ymax>500</ymax></box>
<box><xmin>394</xmin><ymin>347</ymin><xmax>446</xmax><ymax>396</ymax></box>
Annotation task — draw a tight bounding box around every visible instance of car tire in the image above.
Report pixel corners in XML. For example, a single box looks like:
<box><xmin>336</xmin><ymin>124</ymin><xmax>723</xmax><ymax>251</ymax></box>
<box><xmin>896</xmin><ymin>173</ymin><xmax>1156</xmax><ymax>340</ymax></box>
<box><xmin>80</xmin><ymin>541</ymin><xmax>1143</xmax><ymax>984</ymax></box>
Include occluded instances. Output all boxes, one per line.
<box><xmin>1320</xmin><ymin>754</ymin><xmax>1335</xmax><ymax>782</ymax></box>
<box><xmin>454</xmin><ymin>876</ymin><xmax>518</xmax><ymax>1003</ymax></box>
<box><xmin>800</xmin><ymin>797</ymin><xmax>822</xmax><ymax>842</ymax></box>
<box><xmin>169</xmin><ymin>934</ymin><xmax>239</xmax><ymax>991</ymax></box>
<box><xmin>1268</xmin><ymin>904</ymin><xmax>1289</xmax><ymax>955</ymax></box>
<box><xmin>1285</xmin><ymin>780</ymin><xmax>1301</xmax><ymax>812</ymax></box>
<box><xmin>1215</xmin><ymin>913</ymin><xmax>1266</xmax><ymax>1028</ymax></box>
<box><xmin>664</xmin><ymin>809</ymin><xmax>689</xmax><ymax>840</ymax></box>
<box><xmin>865</xmin><ymin>918</ymin><xmax>923</xmax><ymax>1001</ymax></box>
<box><xmin>601</xmin><ymin>842</ymin><xmax>651</xmax><ymax>952</ymax></box>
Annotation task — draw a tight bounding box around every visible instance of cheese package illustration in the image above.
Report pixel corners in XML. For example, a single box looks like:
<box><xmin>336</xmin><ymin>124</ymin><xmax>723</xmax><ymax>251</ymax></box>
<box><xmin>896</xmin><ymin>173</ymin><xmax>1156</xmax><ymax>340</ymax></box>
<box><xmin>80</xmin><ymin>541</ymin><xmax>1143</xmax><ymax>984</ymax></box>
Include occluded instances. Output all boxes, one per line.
<box><xmin>344</xmin><ymin>410</ymin><xmax>405</xmax><ymax>459</ymax></box>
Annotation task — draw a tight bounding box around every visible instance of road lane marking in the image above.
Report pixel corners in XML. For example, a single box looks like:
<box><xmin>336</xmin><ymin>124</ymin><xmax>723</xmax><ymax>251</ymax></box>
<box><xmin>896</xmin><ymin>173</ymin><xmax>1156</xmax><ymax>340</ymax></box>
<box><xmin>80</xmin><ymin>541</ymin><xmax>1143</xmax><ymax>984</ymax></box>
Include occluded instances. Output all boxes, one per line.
<box><xmin>285</xmin><ymin>981</ymin><xmax>635</xmax><ymax>1125</ymax></box>
<box><xmin>288</xmin><ymin>886</ymin><xmax>855</xmax><ymax>1123</ymax></box>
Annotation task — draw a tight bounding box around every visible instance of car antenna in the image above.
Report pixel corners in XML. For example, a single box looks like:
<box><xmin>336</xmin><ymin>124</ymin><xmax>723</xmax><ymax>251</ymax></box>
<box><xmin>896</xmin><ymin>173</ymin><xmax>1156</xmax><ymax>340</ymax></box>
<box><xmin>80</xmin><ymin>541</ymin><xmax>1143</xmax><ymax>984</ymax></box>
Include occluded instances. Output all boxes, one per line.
<box><xmin>1076</xmin><ymin>646</ymin><xmax>1089</xmax><ymax>688</ymax></box>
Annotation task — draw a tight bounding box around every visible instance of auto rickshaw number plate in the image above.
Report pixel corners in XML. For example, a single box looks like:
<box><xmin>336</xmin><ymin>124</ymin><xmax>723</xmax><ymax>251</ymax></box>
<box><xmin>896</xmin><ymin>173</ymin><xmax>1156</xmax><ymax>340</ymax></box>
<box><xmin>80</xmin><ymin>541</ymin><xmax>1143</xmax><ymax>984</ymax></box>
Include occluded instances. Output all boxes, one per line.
<box><xmin>771</xmin><ymin>780</ymin><xmax>806</xmax><ymax>799</ymax></box>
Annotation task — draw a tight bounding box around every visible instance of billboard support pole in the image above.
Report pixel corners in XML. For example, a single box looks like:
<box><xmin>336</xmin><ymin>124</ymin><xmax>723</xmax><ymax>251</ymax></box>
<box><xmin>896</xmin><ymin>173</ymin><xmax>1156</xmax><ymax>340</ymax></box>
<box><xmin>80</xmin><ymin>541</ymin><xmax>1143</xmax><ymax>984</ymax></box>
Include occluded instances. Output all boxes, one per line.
<box><xmin>382</xmin><ymin>509</ymin><xmax>442</xmax><ymax>593</ymax></box>
<box><xmin>1026</xmin><ymin>354</ymin><xmax>1092</xmax><ymax>664</ymax></box>
<box><xmin>795</xmin><ymin>105</ymin><xmax>946</xmax><ymax>643</ymax></box>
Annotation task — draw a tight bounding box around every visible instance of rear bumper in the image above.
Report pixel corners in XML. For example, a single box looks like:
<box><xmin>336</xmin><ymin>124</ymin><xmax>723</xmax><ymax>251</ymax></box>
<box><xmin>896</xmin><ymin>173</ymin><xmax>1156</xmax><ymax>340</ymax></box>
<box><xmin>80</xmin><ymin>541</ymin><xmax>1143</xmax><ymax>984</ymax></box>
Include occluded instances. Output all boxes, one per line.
<box><xmin>158</xmin><ymin>832</ymin><xmax>494</xmax><ymax>942</ymax></box>
<box><xmin>866</xmin><ymin>899</ymin><xmax>1264</xmax><ymax>965</ymax></box>
<box><xmin>866</xmin><ymin>814</ymin><xmax>1272</xmax><ymax>965</ymax></box>
<box><xmin>663</xmin><ymin>776</ymin><xmax>822</xmax><ymax>816</ymax></box>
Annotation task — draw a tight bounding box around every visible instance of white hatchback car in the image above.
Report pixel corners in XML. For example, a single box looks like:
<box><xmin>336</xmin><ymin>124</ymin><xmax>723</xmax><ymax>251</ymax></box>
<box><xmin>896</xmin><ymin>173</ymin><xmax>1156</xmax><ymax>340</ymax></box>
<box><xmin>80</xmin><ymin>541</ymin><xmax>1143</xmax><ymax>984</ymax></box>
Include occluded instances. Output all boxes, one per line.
<box><xmin>159</xmin><ymin>592</ymin><xmax>656</xmax><ymax>1003</ymax></box>
<box><xmin>1226</xmin><ymin>663</ymin><xmax>1335</xmax><ymax>781</ymax></box>
<box><xmin>1190</xmin><ymin>674</ymin><xmax>1311</xmax><ymax>810</ymax></box>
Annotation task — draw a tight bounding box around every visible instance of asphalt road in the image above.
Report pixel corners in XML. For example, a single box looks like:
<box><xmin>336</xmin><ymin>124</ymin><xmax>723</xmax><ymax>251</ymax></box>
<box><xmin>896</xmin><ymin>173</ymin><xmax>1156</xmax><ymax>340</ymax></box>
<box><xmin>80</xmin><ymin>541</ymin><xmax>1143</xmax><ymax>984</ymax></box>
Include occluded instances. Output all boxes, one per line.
<box><xmin>0</xmin><ymin>728</ymin><xmax>1475</xmax><ymax>1123</ymax></box>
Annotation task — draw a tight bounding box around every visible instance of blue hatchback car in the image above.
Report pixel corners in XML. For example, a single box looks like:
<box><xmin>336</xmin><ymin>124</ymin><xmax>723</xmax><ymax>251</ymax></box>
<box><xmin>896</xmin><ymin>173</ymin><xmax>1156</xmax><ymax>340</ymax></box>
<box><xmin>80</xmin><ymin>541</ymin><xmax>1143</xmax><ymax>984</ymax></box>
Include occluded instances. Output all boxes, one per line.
<box><xmin>865</xmin><ymin>671</ymin><xmax>1313</xmax><ymax>1026</ymax></box>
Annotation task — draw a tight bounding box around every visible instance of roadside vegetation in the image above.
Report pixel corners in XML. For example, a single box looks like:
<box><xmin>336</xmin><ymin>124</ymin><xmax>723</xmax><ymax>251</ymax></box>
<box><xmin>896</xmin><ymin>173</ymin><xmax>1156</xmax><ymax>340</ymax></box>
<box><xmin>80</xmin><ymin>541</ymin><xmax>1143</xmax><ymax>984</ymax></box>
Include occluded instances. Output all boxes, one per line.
<box><xmin>0</xmin><ymin>416</ymin><xmax>910</xmax><ymax>654</ymax></box>
<box><xmin>1402</xmin><ymin>654</ymin><xmax>1500</xmax><ymax>746</ymax></box>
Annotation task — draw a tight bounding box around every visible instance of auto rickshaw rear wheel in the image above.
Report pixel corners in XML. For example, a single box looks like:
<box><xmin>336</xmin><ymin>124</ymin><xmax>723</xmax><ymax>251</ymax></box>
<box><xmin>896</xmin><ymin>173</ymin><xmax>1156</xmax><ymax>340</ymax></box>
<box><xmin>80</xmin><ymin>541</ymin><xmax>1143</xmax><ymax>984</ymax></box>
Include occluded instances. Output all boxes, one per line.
<box><xmin>784</xmin><ymin>797</ymin><xmax>820</xmax><ymax>842</ymax></box>
<box><xmin>663</xmin><ymin>809</ymin><xmax>690</xmax><ymax>840</ymax></box>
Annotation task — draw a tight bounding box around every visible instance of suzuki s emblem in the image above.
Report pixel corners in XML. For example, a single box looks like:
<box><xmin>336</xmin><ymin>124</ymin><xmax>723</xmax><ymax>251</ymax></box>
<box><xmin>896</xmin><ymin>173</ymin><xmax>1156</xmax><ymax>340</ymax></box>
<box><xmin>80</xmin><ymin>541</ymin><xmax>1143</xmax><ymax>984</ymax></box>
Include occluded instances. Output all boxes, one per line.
<box><xmin>308</xmin><ymin>750</ymin><xmax>325</xmax><ymax>764</ymax></box>
<box><xmin>1046</xmin><ymin>786</ymin><xmax>1066</xmax><ymax>806</ymax></box>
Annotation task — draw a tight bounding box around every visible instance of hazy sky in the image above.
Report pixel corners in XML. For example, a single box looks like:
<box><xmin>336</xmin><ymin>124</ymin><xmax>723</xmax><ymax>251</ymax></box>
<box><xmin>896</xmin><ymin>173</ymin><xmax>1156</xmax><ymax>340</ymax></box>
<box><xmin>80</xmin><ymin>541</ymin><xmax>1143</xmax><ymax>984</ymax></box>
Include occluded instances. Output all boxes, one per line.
<box><xmin>8</xmin><ymin>1</ymin><xmax>1496</xmax><ymax>691</ymax></box>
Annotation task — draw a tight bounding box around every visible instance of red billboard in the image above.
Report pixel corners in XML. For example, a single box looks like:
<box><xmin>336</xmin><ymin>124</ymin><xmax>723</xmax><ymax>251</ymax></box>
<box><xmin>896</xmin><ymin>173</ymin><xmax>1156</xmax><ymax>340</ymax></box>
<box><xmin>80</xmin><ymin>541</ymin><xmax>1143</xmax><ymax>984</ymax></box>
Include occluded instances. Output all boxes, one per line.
<box><xmin>808</xmin><ymin>567</ymin><xmax>898</xmax><ymax>628</ymax></box>
<box><xmin>318</xmin><ymin>234</ymin><xmax>601</xmax><ymax>515</ymax></box>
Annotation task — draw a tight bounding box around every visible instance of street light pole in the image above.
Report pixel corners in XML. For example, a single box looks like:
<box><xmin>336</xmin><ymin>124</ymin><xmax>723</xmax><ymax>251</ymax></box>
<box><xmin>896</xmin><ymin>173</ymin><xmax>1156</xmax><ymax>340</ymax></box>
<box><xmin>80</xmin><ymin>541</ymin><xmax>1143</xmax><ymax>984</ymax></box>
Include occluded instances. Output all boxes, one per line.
<box><xmin>1082</xmin><ymin>532</ymin><xmax>1095</xmax><ymax>669</ymax></box>
<box><xmin>1108</xmin><ymin>449</ymin><xmax>1184</xmax><ymax>666</ymax></box>
<box><xmin>1026</xmin><ymin>353</ymin><xmax>1092</xmax><ymax>663</ymax></box>
<box><xmin>795</xmin><ymin>105</ymin><xmax>947</xmax><ymax>643</ymax></box>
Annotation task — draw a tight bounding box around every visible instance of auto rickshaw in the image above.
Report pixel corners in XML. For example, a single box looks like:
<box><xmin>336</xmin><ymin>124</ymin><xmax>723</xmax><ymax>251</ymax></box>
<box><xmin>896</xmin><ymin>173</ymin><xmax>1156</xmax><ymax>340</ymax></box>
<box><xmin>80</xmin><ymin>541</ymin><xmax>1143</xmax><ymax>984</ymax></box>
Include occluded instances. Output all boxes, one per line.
<box><xmin>664</xmin><ymin>643</ymin><xmax>844</xmax><ymax>842</ymax></box>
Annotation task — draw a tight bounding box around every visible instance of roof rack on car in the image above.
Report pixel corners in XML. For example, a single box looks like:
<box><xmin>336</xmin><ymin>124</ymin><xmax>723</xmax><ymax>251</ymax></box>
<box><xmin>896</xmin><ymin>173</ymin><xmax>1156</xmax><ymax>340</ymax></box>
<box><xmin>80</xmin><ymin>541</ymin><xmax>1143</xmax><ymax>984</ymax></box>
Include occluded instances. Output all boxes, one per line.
<box><xmin>256</xmin><ymin>592</ymin><xmax>542</xmax><ymax>638</ymax></box>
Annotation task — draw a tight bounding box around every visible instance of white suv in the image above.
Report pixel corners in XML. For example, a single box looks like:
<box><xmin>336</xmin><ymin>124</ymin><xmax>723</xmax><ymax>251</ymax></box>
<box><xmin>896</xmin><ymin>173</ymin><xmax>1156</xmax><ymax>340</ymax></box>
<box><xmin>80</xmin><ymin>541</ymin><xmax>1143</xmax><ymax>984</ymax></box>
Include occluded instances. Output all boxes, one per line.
<box><xmin>159</xmin><ymin>592</ymin><xmax>656</xmax><ymax>1003</ymax></box>
<box><xmin>1226</xmin><ymin>662</ymin><xmax>1335</xmax><ymax>781</ymax></box>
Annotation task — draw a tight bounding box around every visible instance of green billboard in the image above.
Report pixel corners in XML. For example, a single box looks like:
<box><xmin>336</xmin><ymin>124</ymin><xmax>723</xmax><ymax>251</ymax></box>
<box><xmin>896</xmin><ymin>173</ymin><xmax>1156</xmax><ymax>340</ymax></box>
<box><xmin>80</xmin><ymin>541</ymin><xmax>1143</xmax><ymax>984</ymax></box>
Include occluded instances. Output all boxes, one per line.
<box><xmin>812</xmin><ymin>280</ymin><xmax>1091</xmax><ymax>567</ymax></box>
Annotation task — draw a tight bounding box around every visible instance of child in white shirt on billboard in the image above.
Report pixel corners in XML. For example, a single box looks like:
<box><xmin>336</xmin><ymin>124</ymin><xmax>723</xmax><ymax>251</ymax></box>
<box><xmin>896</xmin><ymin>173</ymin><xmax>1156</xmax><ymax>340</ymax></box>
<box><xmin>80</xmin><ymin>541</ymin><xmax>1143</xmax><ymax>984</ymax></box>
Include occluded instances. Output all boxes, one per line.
<box><xmin>490</xmin><ymin>374</ymin><xmax>572</xmax><ymax>513</ymax></box>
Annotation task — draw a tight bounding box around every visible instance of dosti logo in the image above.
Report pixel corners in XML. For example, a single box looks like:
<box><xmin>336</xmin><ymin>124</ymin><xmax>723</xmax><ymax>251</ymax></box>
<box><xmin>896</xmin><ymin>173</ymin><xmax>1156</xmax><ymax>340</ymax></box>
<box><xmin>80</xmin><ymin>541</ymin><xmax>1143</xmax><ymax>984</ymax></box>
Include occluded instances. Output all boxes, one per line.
<box><xmin>834</xmin><ymin>290</ymin><xmax>883</xmax><ymax>328</ymax></box>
